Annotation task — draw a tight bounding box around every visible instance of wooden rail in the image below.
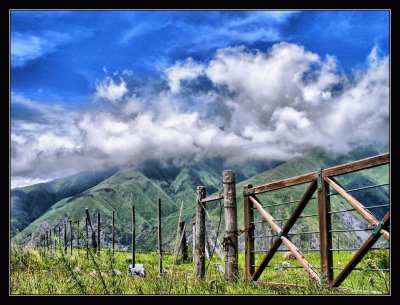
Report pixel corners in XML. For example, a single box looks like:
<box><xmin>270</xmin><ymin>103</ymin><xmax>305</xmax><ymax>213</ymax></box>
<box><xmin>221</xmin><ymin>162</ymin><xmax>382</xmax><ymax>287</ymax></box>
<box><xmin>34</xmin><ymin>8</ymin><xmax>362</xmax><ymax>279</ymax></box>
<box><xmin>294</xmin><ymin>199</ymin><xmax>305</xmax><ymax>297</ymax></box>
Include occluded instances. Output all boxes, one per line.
<box><xmin>244</xmin><ymin>152</ymin><xmax>389</xmax><ymax>196</ymax></box>
<box><xmin>243</xmin><ymin>152</ymin><xmax>390</xmax><ymax>288</ymax></box>
<box><xmin>201</xmin><ymin>194</ymin><xmax>223</xmax><ymax>204</ymax></box>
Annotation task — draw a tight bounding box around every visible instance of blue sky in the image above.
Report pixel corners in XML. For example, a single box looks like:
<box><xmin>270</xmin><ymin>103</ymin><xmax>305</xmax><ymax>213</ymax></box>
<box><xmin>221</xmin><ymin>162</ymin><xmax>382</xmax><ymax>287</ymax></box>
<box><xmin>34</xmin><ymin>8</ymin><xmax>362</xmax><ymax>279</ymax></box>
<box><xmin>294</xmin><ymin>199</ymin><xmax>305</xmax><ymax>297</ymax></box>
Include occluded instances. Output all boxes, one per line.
<box><xmin>10</xmin><ymin>10</ymin><xmax>390</xmax><ymax>188</ymax></box>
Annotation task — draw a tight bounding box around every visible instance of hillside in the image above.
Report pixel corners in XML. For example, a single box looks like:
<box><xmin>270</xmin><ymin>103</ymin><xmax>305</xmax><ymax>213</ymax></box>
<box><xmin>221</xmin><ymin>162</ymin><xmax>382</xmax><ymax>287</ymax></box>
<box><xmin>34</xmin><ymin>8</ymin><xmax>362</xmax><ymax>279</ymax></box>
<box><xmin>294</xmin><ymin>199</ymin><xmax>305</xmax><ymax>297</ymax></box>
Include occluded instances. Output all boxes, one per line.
<box><xmin>11</xmin><ymin>158</ymin><xmax>279</xmax><ymax>250</ymax></box>
<box><xmin>10</xmin><ymin>168</ymin><xmax>118</xmax><ymax>236</ymax></box>
<box><xmin>12</xmin><ymin>145</ymin><xmax>389</xmax><ymax>252</ymax></box>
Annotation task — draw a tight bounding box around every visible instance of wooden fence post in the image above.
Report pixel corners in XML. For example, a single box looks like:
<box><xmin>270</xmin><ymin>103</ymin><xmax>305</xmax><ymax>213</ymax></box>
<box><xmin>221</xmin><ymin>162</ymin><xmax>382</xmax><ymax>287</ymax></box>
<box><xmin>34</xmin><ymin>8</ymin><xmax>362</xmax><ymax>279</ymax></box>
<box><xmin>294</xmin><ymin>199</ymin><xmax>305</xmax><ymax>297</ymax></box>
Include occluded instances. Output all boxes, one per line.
<box><xmin>179</xmin><ymin>221</ymin><xmax>189</xmax><ymax>261</ymax></box>
<box><xmin>77</xmin><ymin>220</ymin><xmax>80</xmax><ymax>251</ymax></box>
<box><xmin>192</xmin><ymin>221</ymin><xmax>196</xmax><ymax>262</ymax></box>
<box><xmin>223</xmin><ymin>170</ymin><xmax>238</xmax><ymax>281</ymax></box>
<box><xmin>132</xmin><ymin>205</ymin><xmax>135</xmax><ymax>267</ymax></box>
<box><xmin>64</xmin><ymin>222</ymin><xmax>67</xmax><ymax>253</ymax></box>
<box><xmin>46</xmin><ymin>230</ymin><xmax>49</xmax><ymax>252</ymax></box>
<box><xmin>112</xmin><ymin>210</ymin><xmax>115</xmax><ymax>254</ymax></box>
<box><xmin>85</xmin><ymin>208</ymin><xmax>97</xmax><ymax>253</ymax></box>
<box><xmin>158</xmin><ymin>198</ymin><xmax>163</xmax><ymax>274</ymax></box>
<box><xmin>195</xmin><ymin>186</ymin><xmax>206</xmax><ymax>279</ymax></box>
<box><xmin>49</xmin><ymin>229</ymin><xmax>52</xmax><ymax>253</ymax></box>
<box><xmin>97</xmin><ymin>212</ymin><xmax>101</xmax><ymax>256</ymax></box>
<box><xmin>85</xmin><ymin>217</ymin><xmax>89</xmax><ymax>259</ymax></box>
<box><xmin>243</xmin><ymin>184</ymin><xmax>255</xmax><ymax>280</ymax></box>
<box><xmin>53</xmin><ymin>228</ymin><xmax>56</xmax><ymax>251</ymax></box>
<box><xmin>318</xmin><ymin>170</ymin><xmax>333</xmax><ymax>285</ymax></box>
<box><xmin>69</xmin><ymin>219</ymin><xmax>73</xmax><ymax>256</ymax></box>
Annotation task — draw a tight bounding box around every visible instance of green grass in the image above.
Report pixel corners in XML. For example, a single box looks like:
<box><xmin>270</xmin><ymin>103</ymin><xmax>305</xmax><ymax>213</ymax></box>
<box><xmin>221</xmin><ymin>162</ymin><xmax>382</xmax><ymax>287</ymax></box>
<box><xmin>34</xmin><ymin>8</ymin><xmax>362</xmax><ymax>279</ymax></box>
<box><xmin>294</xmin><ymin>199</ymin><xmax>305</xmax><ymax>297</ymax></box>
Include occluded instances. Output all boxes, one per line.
<box><xmin>10</xmin><ymin>241</ymin><xmax>389</xmax><ymax>295</ymax></box>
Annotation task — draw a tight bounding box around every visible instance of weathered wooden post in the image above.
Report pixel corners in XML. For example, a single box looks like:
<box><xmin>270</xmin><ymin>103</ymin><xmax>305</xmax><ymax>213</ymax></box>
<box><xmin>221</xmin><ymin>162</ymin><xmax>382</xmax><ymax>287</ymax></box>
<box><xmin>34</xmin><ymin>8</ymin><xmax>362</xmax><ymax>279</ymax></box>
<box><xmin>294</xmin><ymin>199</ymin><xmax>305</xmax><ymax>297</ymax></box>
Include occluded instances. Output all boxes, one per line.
<box><xmin>192</xmin><ymin>221</ymin><xmax>196</xmax><ymax>262</ymax></box>
<box><xmin>69</xmin><ymin>219</ymin><xmax>73</xmax><ymax>256</ymax></box>
<box><xmin>179</xmin><ymin>221</ymin><xmax>189</xmax><ymax>261</ymax></box>
<box><xmin>157</xmin><ymin>198</ymin><xmax>163</xmax><ymax>274</ymax></box>
<box><xmin>195</xmin><ymin>186</ymin><xmax>206</xmax><ymax>279</ymax></box>
<box><xmin>85</xmin><ymin>217</ymin><xmax>89</xmax><ymax>258</ymax></box>
<box><xmin>77</xmin><ymin>220</ymin><xmax>80</xmax><ymax>251</ymax></box>
<box><xmin>85</xmin><ymin>208</ymin><xmax>97</xmax><ymax>253</ymax></box>
<box><xmin>318</xmin><ymin>169</ymin><xmax>333</xmax><ymax>285</ymax></box>
<box><xmin>46</xmin><ymin>230</ymin><xmax>49</xmax><ymax>252</ymax></box>
<box><xmin>58</xmin><ymin>225</ymin><xmax>61</xmax><ymax>242</ymax></box>
<box><xmin>132</xmin><ymin>205</ymin><xmax>135</xmax><ymax>266</ymax></box>
<box><xmin>223</xmin><ymin>170</ymin><xmax>238</xmax><ymax>281</ymax></box>
<box><xmin>49</xmin><ymin>229</ymin><xmax>52</xmax><ymax>253</ymax></box>
<box><xmin>112</xmin><ymin>210</ymin><xmax>115</xmax><ymax>254</ymax></box>
<box><xmin>64</xmin><ymin>222</ymin><xmax>67</xmax><ymax>253</ymax></box>
<box><xmin>243</xmin><ymin>184</ymin><xmax>255</xmax><ymax>280</ymax></box>
<box><xmin>97</xmin><ymin>212</ymin><xmax>101</xmax><ymax>255</ymax></box>
<box><xmin>53</xmin><ymin>228</ymin><xmax>56</xmax><ymax>251</ymax></box>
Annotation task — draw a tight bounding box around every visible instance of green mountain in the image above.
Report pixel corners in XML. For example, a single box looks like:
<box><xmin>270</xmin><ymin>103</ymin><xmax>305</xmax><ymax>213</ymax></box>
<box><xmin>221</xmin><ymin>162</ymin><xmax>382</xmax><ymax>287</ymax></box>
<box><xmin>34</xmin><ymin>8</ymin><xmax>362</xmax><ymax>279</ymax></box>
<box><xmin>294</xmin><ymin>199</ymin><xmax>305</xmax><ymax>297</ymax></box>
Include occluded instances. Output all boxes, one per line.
<box><xmin>10</xmin><ymin>168</ymin><xmax>118</xmax><ymax>236</ymax></box>
<box><xmin>11</xmin><ymin>158</ymin><xmax>279</xmax><ymax>250</ymax></box>
<box><xmin>12</xmin><ymin>145</ymin><xmax>389</xmax><ymax>253</ymax></box>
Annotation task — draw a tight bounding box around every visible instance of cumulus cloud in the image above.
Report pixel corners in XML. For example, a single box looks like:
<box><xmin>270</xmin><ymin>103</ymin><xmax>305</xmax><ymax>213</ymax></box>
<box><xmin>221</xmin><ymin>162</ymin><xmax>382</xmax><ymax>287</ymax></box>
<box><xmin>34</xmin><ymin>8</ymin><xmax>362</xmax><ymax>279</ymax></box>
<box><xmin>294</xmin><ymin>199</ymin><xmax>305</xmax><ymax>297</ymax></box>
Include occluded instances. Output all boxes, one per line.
<box><xmin>11</xmin><ymin>43</ymin><xmax>389</xmax><ymax>188</ymax></box>
<box><xmin>95</xmin><ymin>76</ymin><xmax>128</xmax><ymax>103</ymax></box>
<box><xmin>164</xmin><ymin>58</ymin><xmax>204</xmax><ymax>93</ymax></box>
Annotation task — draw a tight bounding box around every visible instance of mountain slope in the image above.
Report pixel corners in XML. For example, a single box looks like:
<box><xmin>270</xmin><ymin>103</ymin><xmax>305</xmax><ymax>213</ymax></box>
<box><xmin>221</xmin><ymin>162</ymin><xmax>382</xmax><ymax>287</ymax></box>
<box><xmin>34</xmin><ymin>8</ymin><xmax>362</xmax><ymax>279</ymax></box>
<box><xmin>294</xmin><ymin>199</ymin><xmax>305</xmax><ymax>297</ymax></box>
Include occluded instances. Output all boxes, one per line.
<box><xmin>12</xmin><ymin>145</ymin><xmax>389</xmax><ymax>252</ymax></box>
<box><xmin>10</xmin><ymin>168</ymin><xmax>118</xmax><ymax>236</ymax></box>
<box><xmin>12</xmin><ymin>158</ymin><xmax>278</xmax><ymax>250</ymax></box>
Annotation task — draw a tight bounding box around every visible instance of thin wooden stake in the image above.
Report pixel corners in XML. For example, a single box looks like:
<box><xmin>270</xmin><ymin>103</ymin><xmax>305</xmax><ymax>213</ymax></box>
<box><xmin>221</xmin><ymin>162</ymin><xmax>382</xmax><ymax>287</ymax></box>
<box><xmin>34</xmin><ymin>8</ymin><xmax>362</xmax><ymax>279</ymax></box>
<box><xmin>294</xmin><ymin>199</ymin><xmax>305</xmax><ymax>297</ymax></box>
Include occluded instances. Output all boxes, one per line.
<box><xmin>64</xmin><ymin>222</ymin><xmax>67</xmax><ymax>253</ymax></box>
<box><xmin>85</xmin><ymin>208</ymin><xmax>97</xmax><ymax>253</ymax></box>
<box><xmin>112</xmin><ymin>210</ymin><xmax>115</xmax><ymax>254</ymax></box>
<box><xmin>179</xmin><ymin>221</ymin><xmax>188</xmax><ymax>261</ymax></box>
<box><xmin>158</xmin><ymin>198</ymin><xmax>162</xmax><ymax>274</ymax></box>
<box><xmin>192</xmin><ymin>221</ymin><xmax>195</xmax><ymax>262</ymax></box>
<box><xmin>195</xmin><ymin>186</ymin><xmax>206</xmax><ymax>280</ymax></box>
<box><xmin>85</xmin><ymin>217</ymin><xmax>89</xmax><ymax>259</ymax></box>
<box><xmin>69</xmin><ymin>219</ymin><xmax>73</xmax><ymax>256</ymax></box>
<box><xmin>97</xmin><ymin>212</ymin><xmax>101</xmax><ymax>255</ymax></box>
<box><xmin>77</xmin><ymin>220</ymin><xmax>80</xmax><ymax>251</ymax></box>
<box><xmin>132</xmin><ymin>205</ymin><xmax>135</xmax><ymax>267</ymax></box>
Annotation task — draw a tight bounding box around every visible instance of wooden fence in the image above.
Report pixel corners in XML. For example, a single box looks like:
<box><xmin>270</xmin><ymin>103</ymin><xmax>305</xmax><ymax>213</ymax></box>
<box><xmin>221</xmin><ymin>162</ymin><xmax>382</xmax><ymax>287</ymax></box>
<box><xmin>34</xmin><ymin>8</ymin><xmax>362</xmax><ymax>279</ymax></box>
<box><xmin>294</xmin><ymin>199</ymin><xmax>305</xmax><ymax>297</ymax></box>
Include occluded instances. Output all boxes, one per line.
<box><xmin>31</xmin><ymin>152</ymin><xmax>390</xmax><ymax>290</ymax></box>
<box><xmin>242</xmin><ymin>152</ymin><xmax>390</xmax><ymax>288</ymax></box>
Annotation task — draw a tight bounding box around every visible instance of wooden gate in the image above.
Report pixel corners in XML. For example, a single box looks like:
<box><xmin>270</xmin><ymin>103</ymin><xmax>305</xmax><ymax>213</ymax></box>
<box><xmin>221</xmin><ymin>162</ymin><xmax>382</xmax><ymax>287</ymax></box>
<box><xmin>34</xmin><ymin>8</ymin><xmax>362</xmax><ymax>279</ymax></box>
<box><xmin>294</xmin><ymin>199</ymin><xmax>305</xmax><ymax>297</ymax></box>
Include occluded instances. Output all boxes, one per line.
<box><xmin>243</xmin><ymin>153</ymin><xmax>390</xmax><ymax>288</ymax></box>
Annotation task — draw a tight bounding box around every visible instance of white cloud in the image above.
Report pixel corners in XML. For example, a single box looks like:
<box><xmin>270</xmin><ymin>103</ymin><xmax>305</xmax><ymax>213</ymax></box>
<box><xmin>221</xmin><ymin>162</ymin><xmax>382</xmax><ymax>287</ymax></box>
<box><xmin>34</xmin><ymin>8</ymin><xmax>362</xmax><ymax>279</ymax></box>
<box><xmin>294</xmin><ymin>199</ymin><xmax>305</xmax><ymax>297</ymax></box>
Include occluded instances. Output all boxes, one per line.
<box><xmin>11</xmin><ymin>31</ymin><xmax>70</xmax><ymax>67</ymax></box>
<box><xmin>95</xmin><ymin>76</ymin><xmax>128</xmax><ymax>103</ymax></box>
<box><xmin>165</xmin><ymin>58</ymin><xmax>204</xmax><ymax>93</ymax></box>
<box><xmin>11</xmin><ymin>43</ymin><xmax>389</xmax><ymax>188</ymax></box>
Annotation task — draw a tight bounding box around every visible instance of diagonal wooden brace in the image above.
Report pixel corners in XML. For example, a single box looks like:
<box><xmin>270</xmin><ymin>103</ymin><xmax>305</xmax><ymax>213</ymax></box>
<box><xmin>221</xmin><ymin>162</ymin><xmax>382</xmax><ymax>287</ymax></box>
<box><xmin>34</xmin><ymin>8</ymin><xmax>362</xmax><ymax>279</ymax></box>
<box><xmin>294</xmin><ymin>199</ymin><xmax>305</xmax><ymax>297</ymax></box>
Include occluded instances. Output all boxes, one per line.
<box><xmin>324</xmin><ymin>177</ymin><xmax>389</xmax><ymax>240</ymax></box>
<box><xmin>249</xmin><ymin>180</ymin><xmax>319</xmax><ymax>282</ymax></box>
<box><xmin>330</xmin><ymin>212</ymin><xmax>390</xmax><ymax>288</ymax></box>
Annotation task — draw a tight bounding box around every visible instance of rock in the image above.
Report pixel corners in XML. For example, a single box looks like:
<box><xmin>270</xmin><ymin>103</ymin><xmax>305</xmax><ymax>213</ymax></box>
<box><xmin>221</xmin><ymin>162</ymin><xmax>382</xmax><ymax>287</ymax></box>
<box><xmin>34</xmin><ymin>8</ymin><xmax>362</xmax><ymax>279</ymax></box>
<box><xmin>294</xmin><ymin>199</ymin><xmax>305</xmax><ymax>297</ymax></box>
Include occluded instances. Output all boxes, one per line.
<box><xmin>281</xmin><ymin>261</ymin><xmax>291</xmax><ymax>269</ymax></box>
<box><xmin>109</xmin><ymin>269</ymin><xmax>121</xmax><ymax>276</ymax></box>
<box><xmin>283</xmin><ymin>251</ymin><xmax>296</xmax><ymax>260</ymax></box>
<box><xmin>213</xmin><ymin>263</ymin><xmax>224</xmax><ymax>272</ymax></box>
<box><xmin>128</xmin><ymin>264</ymin><xmax>146</xmax><ymax>277</ymax></box>
<box><xmin>90</xmin><ymin>269</ymin><xmax>98</xmax><ymax>277</ymax></box>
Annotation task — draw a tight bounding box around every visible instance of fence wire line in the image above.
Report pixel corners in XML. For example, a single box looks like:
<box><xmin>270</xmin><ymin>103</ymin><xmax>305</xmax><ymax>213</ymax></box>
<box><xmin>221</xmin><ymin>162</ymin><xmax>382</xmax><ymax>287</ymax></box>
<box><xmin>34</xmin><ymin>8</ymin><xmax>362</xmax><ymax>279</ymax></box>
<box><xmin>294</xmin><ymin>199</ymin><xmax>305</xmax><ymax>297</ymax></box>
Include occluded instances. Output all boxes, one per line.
<box><xmin>200</xmin><ymin>190</ymin><xmax>225</xmax><ymax>272</ymax></box>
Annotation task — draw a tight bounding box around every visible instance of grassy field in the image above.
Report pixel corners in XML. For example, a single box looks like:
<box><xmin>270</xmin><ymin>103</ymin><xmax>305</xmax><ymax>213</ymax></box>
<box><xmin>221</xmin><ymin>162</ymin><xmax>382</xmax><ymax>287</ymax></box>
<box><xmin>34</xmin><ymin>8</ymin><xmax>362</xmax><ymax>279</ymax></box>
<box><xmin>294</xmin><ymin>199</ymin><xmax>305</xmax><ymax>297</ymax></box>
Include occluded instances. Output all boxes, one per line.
<box><xmin>10</xmin><ymin>240</ymin><xmax>390</xmax><ymax>295</ymax></box>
